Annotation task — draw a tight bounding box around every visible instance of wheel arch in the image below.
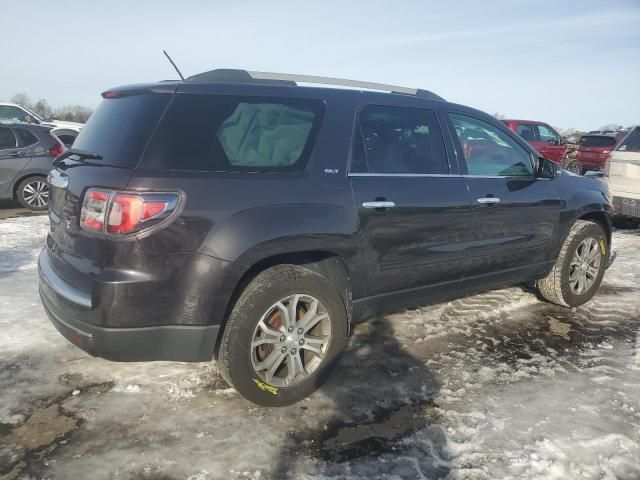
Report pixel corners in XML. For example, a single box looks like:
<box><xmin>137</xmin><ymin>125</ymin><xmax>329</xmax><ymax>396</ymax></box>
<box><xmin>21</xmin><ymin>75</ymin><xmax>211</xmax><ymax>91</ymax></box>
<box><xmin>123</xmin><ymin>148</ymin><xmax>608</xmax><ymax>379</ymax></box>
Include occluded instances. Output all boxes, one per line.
<box><xmin>214</xmin><ymin>250</ymin><xmax>353</xmax><ymax>358</ymax></box>
<box><xmin>579</xmin><ymin>210</ymin><xmax>612</xmax><ymax>248</ymax></box>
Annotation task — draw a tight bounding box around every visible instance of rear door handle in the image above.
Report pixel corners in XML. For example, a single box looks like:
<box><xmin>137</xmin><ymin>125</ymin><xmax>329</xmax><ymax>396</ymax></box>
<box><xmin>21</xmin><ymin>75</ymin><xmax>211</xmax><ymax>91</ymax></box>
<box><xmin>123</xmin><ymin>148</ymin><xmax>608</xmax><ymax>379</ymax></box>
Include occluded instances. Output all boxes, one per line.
<box><xmin>363</xmin><ymin>201</ymin><xmax>396</xmax><ymax>209</ymax></box>
<box><xmin>8</xmin><ymin>151</ymin><xmax>25</xmax><ymax>157</ymax></box>
<box><xmin>477</xmin><ymin>197</ymin><xmax>500</xmax><ymax>204</ymax></box>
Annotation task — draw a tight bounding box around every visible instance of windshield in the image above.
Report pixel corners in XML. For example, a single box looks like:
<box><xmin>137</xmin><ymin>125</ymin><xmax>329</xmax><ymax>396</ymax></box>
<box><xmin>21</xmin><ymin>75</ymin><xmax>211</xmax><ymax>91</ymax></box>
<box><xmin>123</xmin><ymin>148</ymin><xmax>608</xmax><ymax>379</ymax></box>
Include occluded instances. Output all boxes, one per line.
<box><xmin>580</xmin><ymin>136</ymin><xmax>616</xmax><ymax>147</ymax></box>
<box><xmin>71</xmin><ymin>93</ymin><xmax>170</xmax><ymax>168</ymax></box>
<box><xmin>616</xmin><ymin>128</ymin><xmax>640</xmax><ymax>153</ymax></box>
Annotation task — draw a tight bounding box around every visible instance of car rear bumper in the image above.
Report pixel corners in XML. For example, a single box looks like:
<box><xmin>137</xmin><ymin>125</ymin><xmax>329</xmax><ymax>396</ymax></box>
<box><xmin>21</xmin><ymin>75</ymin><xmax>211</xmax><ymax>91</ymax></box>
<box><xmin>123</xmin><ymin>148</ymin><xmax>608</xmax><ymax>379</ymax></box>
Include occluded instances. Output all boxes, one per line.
<box><xmin>38</xmin><ymin>248</ymin><xmax>219</xmax><ymax>362</ymax></box>
<box><xmin>612</xmin><ymin>195</ymin><xmax>640</xmax><ymax>219</ymax></box>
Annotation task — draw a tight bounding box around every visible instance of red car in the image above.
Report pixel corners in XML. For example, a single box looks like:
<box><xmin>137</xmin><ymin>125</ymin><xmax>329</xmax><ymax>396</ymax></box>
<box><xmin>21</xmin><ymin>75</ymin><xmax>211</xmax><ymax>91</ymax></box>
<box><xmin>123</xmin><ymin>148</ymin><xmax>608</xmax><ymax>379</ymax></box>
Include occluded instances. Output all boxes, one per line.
<box><xmin>502</xmin><ymin>119</ymin><xmax>567</xmax><ymax>164</ymax></box>
<box><xmin>564</xmin><ymin>133</ymin><xmax>625</xmax><ymax>175</ymax></box>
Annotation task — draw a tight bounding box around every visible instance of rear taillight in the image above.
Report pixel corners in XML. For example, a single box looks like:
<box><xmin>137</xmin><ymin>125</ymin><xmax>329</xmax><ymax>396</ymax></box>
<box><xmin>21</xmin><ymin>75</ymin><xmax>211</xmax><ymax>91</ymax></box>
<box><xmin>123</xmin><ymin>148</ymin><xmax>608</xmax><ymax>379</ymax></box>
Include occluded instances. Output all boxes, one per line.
<box><xmin>80</xmin><ymin>189</ymin><xmax>181</xmax><ymax>235</ymax></box>
<box><xmin>49</xmin><ymin>142</ymin><xmax>65</xmax><ymax>157</ymax></box>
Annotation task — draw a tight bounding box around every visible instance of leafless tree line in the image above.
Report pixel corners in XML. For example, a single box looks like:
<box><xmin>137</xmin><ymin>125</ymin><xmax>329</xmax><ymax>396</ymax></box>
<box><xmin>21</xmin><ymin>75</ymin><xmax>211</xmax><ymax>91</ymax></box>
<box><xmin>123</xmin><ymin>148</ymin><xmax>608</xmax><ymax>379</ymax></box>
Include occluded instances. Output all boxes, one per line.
<box><xmin>10</xmin><ymin>92</ymin><xmax>93</xmax><ymax>123</ymax></box>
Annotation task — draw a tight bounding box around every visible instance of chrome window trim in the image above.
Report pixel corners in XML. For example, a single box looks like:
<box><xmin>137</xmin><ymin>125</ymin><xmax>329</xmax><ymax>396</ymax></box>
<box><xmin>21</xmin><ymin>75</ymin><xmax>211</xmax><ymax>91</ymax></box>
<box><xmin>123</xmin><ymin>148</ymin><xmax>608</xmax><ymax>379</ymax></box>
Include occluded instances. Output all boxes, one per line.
<box><xmin>348</xmin><ymin>172</ymin><xmax>459</xmax><ymax>178</ymax></box>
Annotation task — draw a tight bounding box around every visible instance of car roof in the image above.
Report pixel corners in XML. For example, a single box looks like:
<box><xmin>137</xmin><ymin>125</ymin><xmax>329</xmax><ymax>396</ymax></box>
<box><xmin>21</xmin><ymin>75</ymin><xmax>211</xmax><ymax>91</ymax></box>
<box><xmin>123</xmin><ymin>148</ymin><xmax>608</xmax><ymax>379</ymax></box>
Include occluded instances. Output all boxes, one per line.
<box><xmin>502</xmin><ymin>119</ymin><xmax>547</xmax><ymax>125</ymax></box>
<box><xmin>102</xmin><ymin>69</ymin><xmax>503</xmax><ymax>126</ymax></box>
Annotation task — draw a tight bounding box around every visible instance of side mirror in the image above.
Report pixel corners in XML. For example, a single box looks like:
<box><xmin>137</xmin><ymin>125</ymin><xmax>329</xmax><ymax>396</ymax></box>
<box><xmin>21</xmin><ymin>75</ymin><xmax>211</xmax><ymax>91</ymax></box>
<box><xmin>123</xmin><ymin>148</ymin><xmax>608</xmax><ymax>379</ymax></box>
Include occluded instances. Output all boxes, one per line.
<box><xmin>584</xmin><ymin>170</ymin><xmax>604</xmax><ymax>179</ymax></box>
<box><xmin>560</xmin><ymin>136</ymin><xmax>568</xmax><ymax>145</ymax></box>
<box><xmin>549</xmin><ymin>138</ymin><xmax>560</xmax><ymax>145</ymax></box>
<box><xmin>537</xmin><ymin>157</ymin><xmax>558</xmax><ymax>179</ymax></box>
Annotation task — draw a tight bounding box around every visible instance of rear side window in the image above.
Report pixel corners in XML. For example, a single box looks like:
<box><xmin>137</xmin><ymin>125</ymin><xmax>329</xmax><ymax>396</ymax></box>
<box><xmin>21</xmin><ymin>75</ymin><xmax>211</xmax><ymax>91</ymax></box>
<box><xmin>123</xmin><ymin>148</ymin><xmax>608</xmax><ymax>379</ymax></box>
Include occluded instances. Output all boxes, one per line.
<box><xmin>350</xmin><ymin>105</ymin><xmax>449</xmax><ymax>174</ymax></box>
<box><xmin>72</xmin><ymin>94</ymin><xmax>171</xmax><ymax>168</ymax></box>
<box><xmin>142</xmin><ymin>94</ymin><xmax>324</xmax><ymax>172</ymax></box>
<box><xmin>580</xmin><ymin>135</ymin><xmax>616</xmax><ymax>147</ymax></box>
<box><xmin>0</xmin><ymin>126</ymin><xmax>17</xmax><ymax>149</ymax></box>
<box><xmin>616</xmin><ymin>128</ymin><xmax>640</xmax><ymax>152</ymax></box>
<box><xmin>15</xmin><ymin>128</ymin><xmax>39</xmax><ymax>147</ymax></box>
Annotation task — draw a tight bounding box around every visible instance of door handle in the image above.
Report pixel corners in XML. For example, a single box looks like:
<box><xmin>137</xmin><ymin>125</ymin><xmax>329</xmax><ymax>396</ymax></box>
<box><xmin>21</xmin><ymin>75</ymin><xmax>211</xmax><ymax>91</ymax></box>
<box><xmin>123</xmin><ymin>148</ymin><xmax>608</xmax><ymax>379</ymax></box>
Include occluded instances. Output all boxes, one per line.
<box><xmin>363</xmin><ymin>201</ymin><xmax>396</xmax><ymax>209</ymax></box>
<box><xmin>477</xmin><ymin>197</ymin><xmax>500</xmax><ymax>204</ymax></box>
<box><xmin>8</xmin><ymin>151</ymin><xmax>25</xmax><ymax>157</ymax></box>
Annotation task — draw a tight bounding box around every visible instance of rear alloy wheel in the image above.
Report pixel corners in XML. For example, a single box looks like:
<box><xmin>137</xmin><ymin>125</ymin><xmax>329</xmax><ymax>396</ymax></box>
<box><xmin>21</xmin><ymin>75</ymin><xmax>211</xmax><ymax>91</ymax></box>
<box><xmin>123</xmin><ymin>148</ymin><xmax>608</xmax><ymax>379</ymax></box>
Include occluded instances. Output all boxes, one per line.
<box><xmin>218</xmin><ymin>264</ymin><xmax>348</xmax><ymax>406</ymax></box>
<box><xmin>17</xmin><ymin>176</ymin><xmax>49</xmax><ymax>211</ymax></box>
<box><xmin>565</xmin><ymin>160</ymin><xmax>583</xmax><ymax>175</ymax></box>
<box><xmin>538</xmin><ymin>220</ymin><xmax>607</xmax><ymax>307</ymax></box>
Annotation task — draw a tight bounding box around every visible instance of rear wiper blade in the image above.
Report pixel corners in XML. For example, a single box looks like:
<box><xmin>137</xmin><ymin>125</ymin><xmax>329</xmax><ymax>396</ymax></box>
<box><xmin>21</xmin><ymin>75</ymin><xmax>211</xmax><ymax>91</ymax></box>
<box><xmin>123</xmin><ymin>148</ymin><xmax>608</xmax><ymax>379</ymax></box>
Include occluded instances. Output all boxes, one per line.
<box><xmin>54</xmin><ymin>148</ymin><xmax>103</xmax><ymax>166</ymax></box>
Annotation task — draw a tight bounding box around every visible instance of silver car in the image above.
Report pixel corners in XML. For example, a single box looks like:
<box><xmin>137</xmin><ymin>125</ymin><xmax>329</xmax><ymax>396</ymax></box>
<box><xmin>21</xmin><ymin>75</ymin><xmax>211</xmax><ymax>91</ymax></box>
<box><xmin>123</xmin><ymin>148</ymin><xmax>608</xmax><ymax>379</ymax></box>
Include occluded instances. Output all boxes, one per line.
<box><xmin>0</xmin><ymin>123</ymin><xmax>65</xmax><ymax>210</ymax></box>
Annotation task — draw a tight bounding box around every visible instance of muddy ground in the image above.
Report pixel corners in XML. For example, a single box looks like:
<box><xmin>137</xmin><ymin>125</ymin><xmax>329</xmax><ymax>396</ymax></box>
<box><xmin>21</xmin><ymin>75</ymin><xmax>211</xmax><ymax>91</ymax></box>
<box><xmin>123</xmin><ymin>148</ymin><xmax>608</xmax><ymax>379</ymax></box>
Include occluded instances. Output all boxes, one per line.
<box><xmin>1</xmin><ymin>215</ymin><xmax>639</xmax><ymax>480</ymax></box>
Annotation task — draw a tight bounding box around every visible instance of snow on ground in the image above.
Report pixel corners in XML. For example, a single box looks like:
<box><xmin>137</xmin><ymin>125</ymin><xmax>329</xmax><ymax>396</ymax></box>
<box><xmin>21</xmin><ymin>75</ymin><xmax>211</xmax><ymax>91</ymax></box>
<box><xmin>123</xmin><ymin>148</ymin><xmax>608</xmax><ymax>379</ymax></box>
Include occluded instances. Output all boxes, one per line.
<box><xmin>1</xmin><ymin>215</ymin><xmax>639</xmax><ymax>480</ymax></box>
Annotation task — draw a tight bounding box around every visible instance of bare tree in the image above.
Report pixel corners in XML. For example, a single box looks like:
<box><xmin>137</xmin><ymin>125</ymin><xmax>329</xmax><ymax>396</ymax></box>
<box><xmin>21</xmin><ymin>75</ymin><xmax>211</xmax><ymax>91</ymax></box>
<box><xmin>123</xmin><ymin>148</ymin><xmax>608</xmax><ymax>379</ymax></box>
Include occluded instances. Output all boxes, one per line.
<box><xmin>11</xmin><ymin>92</ymin><xmax>32</xmax><ymax>109</ymax></box>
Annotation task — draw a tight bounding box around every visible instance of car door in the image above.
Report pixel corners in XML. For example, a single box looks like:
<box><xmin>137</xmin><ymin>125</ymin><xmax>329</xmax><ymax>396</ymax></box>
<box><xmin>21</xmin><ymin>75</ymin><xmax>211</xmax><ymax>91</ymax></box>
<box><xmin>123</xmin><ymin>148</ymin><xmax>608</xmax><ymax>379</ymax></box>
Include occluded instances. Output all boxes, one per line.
<box><xmin>535</xmin><ymin>123</ymin><xmax>565</xmax><ymax>164</ymax></box>
<box><xmin>0</xmin><ymin>126</ymin><xmax>30</xmax><ymax>199</ymax></box>
<box><xmin>446</xmin><ymin>112</ymin><xmax>562</xmax><ymax>281</ymax></box>
<box><xmin>349</xmin><ymin>104</ymin><xmax>472</xmax><ymax>298</ymax></box>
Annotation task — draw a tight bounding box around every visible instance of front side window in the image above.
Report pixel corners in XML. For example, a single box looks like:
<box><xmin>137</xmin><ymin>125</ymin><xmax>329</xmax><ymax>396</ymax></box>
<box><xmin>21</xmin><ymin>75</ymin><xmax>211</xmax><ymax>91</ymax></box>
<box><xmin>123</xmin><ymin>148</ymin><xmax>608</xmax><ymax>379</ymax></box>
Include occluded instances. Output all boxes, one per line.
<box><xmin>142</xmin><ymin>94</ymin><xmax>324</xmax><ymax>172</ymax></box>
<box><xmin>0</xmin><ymin>126</ymin><xmax>17</xmax><ymax>149</ymax></box>
<box><xmin>450</xmin><ymin>113</ymin><xmax>533</xmax><ymax>177</ymax></box>
<box><xmin>537</xmin><ymin>124</ymin><xmax>558</xmax><ymax>142</ymax></box>
<box><xmin>350</xmin><ymin>105</ymin><xmax>449</xmax><ymax>174</ymax></box>
<box><xmin>616</xmin><ymin>128</ymin><xmax>640</xmax><ymax>152</ymax></box>
<box><xmin>580</xmin><ymin>135</ymin><xmax>616</xmax><ymax>148</ymax></box>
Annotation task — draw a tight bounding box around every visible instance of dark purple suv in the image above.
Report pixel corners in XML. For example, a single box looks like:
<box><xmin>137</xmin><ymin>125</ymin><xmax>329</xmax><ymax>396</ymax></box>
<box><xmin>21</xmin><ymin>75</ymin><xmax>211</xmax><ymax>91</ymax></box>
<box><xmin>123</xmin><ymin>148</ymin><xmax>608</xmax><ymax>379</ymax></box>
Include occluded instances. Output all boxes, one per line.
<box><xmin>39</xmin><ymin>69</ymin><xmax>614</xmax><ymax>406</ymax></box>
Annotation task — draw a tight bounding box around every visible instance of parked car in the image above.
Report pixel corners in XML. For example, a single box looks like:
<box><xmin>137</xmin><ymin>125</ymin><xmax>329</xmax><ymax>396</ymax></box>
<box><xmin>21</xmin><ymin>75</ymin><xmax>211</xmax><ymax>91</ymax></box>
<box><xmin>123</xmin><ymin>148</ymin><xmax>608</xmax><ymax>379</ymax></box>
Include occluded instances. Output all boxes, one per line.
<box><xmin>502</xmin><ymin>119</ymin><xmax>568</xmax><ymax>165</ymax></box>
<box><xmin>565</xmin><ymin>133</ymin><xmax>625</xmax><ymax>175</ymax></box>
<box><xmin>606</xmin><ymin>126</ymin><xmax>640</xmax><ymax>228</ymax></box>
<box><xmin>0</xmin><ymin>123</ymin><xmax>65</xmax><ymax>210</ymax></box>
<box><xmin>39</xmin><ymin>70</ymin><xmax>614</xmax><ymax>406</ymax></box>
<box><xmin>0</xmin><ymin>102</ymin><xmax>83</xmax><ymax>147</ymax></box>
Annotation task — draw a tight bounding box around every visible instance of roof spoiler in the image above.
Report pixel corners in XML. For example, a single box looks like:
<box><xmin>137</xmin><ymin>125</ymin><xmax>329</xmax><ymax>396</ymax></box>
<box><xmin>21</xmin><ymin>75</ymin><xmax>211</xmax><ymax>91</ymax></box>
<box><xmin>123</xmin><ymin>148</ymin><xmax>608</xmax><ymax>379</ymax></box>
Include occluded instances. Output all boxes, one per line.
<box><xmin>185</xmin><ymin>69</ymin><xmax>445</xmax><ymax>101</ymax></box>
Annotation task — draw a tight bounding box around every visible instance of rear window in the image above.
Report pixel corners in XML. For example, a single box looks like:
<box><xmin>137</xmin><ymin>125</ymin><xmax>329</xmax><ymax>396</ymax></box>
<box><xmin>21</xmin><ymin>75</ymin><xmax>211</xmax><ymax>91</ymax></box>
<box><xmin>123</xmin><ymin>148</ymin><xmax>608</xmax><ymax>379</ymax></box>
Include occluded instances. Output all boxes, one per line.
<box><xmin>580</xmin><ymin>135</ymin><xmax>616</xmax><ymax>147</ymax></box>
<box><xmin>141</xmin><ymin>94</ymin><xmax>324</xmax><ymax>172</ymax></box>
<box><xmin>15</xmin><ymin>128</ymin><xmax>39</xmax><ymax>147</ymax></box>
<box><xmin>71</xmin><ymin>94</ymin><xmax>170</xmax><ymax>168</ymax></box>
<box><xmin>617</xmin><ymin>128</ymin><xmax>640</xmax><ymax>153</ymax></box>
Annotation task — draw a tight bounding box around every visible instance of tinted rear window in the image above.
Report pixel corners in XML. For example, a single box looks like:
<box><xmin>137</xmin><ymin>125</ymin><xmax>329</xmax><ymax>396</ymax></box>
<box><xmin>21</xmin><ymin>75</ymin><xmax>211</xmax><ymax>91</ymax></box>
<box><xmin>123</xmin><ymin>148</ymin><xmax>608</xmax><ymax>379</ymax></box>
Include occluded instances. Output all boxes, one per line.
<box><xmin>141</xmin><ymin>94</ymin><xmax>324</xmax><ymax>172</ymax></box>
<box><xmin>71</xmin><ymin>94</ymin><xmax>170</xmax><ymax>168</ymax></box>
<box><xmin>617</xmin><ymin>128</ymin><xmax>640</xmax><ymax>153</ymax></box>
<box><xmin>15</xmin><ymin>128</ymin><xmax>39</xmax><ymax>147</ymax></box>
<box><xmin>580</xmin><ymin>135</ymin><xmax>616</xmax><ymax>147</ymax></box>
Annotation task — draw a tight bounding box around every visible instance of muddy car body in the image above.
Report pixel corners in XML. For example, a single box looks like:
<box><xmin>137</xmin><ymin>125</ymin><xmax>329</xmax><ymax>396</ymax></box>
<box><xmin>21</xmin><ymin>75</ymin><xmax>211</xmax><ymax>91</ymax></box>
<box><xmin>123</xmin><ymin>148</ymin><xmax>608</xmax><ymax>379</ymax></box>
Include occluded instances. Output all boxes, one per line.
<box><xmin>39</xmin><ymin>70</ymin><xmax>614</xmax><ymax>405</ymax></box>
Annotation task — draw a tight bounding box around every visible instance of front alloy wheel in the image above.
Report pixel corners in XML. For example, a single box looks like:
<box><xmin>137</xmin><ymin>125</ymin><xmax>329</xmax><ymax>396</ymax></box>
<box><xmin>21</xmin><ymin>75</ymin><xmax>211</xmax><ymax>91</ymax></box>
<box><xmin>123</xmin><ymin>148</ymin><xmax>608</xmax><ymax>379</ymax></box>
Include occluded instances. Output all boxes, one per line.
<box><xmin>568</xmin><ymin>237</ymin><xmax>601</xmax><ymax>295</ymax></box>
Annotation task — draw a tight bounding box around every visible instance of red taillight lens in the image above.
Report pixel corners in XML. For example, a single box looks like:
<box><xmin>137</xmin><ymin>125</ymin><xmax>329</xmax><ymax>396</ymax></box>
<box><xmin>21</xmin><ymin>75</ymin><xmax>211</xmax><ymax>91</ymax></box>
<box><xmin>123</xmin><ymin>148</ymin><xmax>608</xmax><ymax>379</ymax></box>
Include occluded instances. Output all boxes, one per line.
<box><xmin>80</xmin><ymin>190</ymin><xmax>110</xmax><ymax>231</ymax></box>
<box><xmin>80</xmin><ymin>189</ymin><xmax>178</xmax><ymax>235</ymax></box>
<box><xmin>49</xmin><ymin>142</ymin><xmax>64</xmax><ymax>157</ymax></box>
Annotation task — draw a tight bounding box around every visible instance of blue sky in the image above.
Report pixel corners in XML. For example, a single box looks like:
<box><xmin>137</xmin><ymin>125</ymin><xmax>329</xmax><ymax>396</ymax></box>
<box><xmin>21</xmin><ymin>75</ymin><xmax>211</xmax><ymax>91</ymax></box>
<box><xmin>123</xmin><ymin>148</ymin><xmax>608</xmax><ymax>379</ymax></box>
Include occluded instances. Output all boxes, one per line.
<box><xmin>3</xmin><ymin>0</ymin><xmax>639</xmax><ymax>130</ymax></box>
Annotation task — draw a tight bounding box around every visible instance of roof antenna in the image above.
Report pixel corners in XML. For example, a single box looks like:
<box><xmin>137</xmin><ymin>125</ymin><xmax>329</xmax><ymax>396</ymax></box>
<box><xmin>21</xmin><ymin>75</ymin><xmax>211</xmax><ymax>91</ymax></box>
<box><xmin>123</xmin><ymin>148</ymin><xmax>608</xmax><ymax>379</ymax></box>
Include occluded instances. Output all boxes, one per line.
<box><xmin>163</xmin><ymin>50</ymin><xmax>185</xmax><ymax>81</ymax></box>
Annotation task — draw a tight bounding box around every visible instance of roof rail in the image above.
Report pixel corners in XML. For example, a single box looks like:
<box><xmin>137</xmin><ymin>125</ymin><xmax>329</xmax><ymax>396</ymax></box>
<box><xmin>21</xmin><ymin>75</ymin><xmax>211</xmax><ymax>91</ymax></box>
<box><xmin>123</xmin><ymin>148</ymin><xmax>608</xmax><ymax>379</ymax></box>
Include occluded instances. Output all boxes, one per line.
<box><xmin>185</xmin><ymin>69</ymin><xmax>445</xmax><ymax>101</ymax></box>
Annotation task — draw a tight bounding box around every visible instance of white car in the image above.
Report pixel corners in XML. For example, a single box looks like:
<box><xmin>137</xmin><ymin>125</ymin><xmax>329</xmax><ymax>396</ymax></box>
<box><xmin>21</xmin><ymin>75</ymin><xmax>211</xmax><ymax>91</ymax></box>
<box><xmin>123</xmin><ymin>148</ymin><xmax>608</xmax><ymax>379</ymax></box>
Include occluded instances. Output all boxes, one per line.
<box><xmin>0</xmin><ymin>102</ymin><xmax>83</xmax><ymax>146</ymax></box>
<box><xmin>606</xmin><ymin>126</ymin><xmax>640</xmax><ymax>228</ymax></box>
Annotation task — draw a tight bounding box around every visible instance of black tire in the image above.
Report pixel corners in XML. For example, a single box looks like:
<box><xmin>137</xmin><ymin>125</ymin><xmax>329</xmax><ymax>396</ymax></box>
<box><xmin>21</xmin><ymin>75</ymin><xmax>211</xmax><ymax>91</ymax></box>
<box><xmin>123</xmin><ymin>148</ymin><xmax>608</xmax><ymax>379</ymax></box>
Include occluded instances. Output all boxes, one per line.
<box><xmin>564</xmin><ymin>160</ymin><xmax>583</xmax><ymax>175</ymax></box>
<box><xmin>538</xmin><ymin>220</ymin><xmax>608</xmax><ymax>307</ymax></box>
<box><xmin>16</xmin><ymin>175</ymin><xmax>49</xmax><ymax>211</ymax></box>
<box><xmin>613</xmin><ymin>215</ymin><xmax>640</xmax><ymax>230</ymax></box>
<box><xmin>217</xmin><ymin>264</ymin><xmax>349</xmax><ymax>406</ymax></box>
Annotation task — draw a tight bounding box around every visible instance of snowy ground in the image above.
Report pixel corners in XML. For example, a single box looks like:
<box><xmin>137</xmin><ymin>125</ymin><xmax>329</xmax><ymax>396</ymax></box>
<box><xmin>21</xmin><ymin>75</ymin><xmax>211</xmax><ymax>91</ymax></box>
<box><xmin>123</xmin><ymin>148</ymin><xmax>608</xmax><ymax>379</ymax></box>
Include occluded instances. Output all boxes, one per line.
<box><xmin>1</xmin><ymin>215</ymin><xmax>639</xmax><ymax>480</ymax></box>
